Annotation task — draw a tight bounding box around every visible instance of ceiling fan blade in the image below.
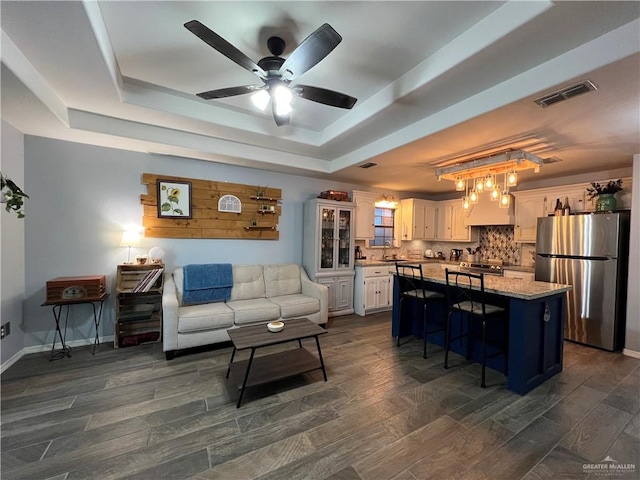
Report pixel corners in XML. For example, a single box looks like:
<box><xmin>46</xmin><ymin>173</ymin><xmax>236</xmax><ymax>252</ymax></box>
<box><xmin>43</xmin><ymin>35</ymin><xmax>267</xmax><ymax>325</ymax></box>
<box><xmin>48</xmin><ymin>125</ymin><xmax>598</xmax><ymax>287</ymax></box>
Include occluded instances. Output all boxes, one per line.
<box><xmin>272</xmin><ymin>101</ymin><xmax>290</xmax><ymax>127</ymax></box>
<box><xmin>280</xmin><ymin>24</ymin><xmax>342</xmax><ymax>80</ymax></box>
<box><xmin>295</xmin><ymin>85</ymin><xmax>357</xmax><ymax>109</ymax></box>
<box><xmin>196</xmin><ymin>85</ymin><xmax>262</xmax><ymax>100</ymax></box>
<box><xmin>184</xmin><ymin>20</ymin><xmax>267</xmax><ymax>79</ymax></box>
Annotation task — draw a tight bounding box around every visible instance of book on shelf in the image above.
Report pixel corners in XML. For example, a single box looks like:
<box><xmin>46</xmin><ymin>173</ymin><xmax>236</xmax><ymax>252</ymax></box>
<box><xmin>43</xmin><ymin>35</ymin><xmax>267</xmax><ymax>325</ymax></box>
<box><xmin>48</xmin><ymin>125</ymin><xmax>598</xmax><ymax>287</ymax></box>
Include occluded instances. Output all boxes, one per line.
<box><xmin>132</xmin><ymin>268</ymin><xmax>164</xmax><ymax>293</ymax></box>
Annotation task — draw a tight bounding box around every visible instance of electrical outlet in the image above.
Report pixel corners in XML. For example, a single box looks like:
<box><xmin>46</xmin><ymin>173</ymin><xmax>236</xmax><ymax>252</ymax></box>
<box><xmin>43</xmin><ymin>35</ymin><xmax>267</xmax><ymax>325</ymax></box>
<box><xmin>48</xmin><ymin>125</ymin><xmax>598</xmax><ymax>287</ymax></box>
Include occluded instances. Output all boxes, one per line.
<box><xmin>0</xmin><ymin>322</ymin><xmax>9</xmax><ymax>339</ymax></box>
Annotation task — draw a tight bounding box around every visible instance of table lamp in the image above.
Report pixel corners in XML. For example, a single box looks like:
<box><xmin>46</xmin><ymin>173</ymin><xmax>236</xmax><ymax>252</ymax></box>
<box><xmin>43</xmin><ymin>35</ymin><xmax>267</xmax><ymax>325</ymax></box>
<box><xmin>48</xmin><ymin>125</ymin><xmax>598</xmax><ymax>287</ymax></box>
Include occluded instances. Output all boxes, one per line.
<box><xmin>120</xmin><ymin>230</ymin><xmax>140</xmax><ymax>264</ymax></box>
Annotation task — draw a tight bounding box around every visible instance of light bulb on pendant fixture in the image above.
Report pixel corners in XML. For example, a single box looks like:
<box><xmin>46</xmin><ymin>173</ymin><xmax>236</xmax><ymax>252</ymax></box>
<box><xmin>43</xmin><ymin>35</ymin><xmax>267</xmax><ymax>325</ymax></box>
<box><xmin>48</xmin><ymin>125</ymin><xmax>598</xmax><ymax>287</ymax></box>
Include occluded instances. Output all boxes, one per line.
<box><xmin>455</xmin><ymin>176</ymin><xmax>465</xmax><ymax>191</ymax></box>
<box><xmin>475</xmin><ymin>178</ymin><xmax>484</xmax><ymax>192</ymax></box>
<box><xmin>507</xmin><ymin>169</ymin><xmax>518</xmax><ymax>187</ymax></box>
<box><xmin>469</xmin><ymin>184</ymin><xmax>479</xmax><ymax>204</ymax></box>
<box><xmin>490</xmin><ymin>184</ymin><xmax>500</xmax><ymax>201</ymax></box>
<box><xmin>499</xmin><ymin>171</ymin><xmax>510</xmax><ymax>208</ymax></box>
<box><xmin>462</xmin><ymin>179</ymin><xmax>470</xmax><ymax>210</ymax></box>
<box><xmin>499</xmin><ymin>190</ymin><xmax>510</xmax><ymax>208</ymax></box>
<box><xmin>251</xmin><ymin>89</ymin><xmax>270</xmax><ymax>111</ymax></box>
<box><xmin>484</xmin><ymin>174</ymin><xmax>494</xmax><ymax>190</ymax></box>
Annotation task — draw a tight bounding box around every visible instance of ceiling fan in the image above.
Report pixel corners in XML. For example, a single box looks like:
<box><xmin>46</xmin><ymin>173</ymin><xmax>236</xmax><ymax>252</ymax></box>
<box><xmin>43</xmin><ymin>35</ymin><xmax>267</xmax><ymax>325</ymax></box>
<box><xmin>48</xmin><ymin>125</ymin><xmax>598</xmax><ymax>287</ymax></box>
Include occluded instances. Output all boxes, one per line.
<box><xmin>184</xmin><ymin>20</ymin><xmax>358</xmax><ymax>126</ymax></box>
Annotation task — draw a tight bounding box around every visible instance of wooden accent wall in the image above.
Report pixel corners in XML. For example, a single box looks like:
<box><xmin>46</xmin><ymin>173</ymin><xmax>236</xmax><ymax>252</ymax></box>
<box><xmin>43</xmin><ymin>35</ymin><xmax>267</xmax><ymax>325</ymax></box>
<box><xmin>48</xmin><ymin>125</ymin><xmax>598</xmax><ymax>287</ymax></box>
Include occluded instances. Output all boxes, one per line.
<box><xmin>140</xmin><ymin>173</ymin><xmax>281</xmax><ymax>239</ymax></box>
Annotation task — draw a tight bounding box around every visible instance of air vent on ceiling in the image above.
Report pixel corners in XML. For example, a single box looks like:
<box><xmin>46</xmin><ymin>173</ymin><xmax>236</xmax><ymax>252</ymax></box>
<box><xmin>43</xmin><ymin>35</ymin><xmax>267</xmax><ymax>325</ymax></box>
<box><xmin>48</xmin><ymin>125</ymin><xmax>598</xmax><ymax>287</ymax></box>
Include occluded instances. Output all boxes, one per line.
<box><xmin>534</xmin><ymin>80</ymin><xmax>597</xmax><ymax>108</ymax></box>
<box><xmin>359</xmin><ymin>162</ymin><xmax>378</xmax><ymax>169</ymax></box>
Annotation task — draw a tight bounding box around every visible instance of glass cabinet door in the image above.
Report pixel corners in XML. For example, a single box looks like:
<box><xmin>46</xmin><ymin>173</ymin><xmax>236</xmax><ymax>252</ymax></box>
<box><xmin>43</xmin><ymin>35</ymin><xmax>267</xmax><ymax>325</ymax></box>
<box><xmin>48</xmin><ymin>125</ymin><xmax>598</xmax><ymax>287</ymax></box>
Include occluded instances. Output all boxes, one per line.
<box><xmin>320</xmin><ymin>207</ymin><xmax>335</xmax><ymax>269</ymax></box>
<box><xmin>337</xmin><ymin>208</ymin><xmax>352</xmax><ymax>269</ymax></box>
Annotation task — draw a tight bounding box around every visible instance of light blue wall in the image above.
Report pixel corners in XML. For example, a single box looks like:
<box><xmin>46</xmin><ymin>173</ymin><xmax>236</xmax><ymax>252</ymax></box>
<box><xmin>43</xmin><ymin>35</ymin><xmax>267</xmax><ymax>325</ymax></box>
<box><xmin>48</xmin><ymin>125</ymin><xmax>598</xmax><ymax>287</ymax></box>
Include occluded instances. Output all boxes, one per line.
<box><xmin>23</xmin><ymin>136</ymin><xmax>374</xmax><ymax>347</ymax></box>
<box><xmin>1</xmin><ymin>121</ymin><xmax>26</xmax><ymax>365</ymax></box>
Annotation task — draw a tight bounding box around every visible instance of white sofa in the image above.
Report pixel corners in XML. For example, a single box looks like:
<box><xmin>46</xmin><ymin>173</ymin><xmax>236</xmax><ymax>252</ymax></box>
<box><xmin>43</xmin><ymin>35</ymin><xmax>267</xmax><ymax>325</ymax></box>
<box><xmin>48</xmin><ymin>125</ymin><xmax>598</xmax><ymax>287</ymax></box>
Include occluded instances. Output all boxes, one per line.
<box><xmin>162</xmin><ymin>263</ymin><xmax>328</xmax><ymax>359</ymax></box>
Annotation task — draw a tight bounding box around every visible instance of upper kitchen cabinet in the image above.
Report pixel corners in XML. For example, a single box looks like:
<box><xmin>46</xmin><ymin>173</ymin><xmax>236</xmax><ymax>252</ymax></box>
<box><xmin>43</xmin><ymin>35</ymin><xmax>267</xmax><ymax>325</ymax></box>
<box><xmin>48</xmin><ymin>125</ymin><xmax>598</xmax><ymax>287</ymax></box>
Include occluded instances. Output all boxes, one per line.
<box><xmin>542</xmin><ymin>187</ymin><xmax>587</xmax><ymax>216</ymax></box>
<box><xmin>436</xmin><ymin>199</ymin><xmax>478</xmax><ymax>242</ymax></box>
<box><xmin>352</xmin><ymin>190</ymin><xmax>376</xmax><ymax>240</ymax></box>
<box><xmin>513</xmin><ymin>191</ymin><xmax>546</xmax><ymax>243</ymax></box>
<box><xmin>400</xmin><ymin>198</ymin><xmax>436</xmax><ymax>241</ymax></box>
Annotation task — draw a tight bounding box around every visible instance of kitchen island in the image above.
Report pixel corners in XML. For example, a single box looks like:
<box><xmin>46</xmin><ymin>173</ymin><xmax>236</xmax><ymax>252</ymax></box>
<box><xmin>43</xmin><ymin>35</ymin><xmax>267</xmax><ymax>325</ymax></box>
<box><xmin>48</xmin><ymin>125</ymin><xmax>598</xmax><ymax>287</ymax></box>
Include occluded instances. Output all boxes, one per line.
<box><xmin>393</xmin><ymin>265</ymin><xmax>571</xmax><ymax>395</ymax></box>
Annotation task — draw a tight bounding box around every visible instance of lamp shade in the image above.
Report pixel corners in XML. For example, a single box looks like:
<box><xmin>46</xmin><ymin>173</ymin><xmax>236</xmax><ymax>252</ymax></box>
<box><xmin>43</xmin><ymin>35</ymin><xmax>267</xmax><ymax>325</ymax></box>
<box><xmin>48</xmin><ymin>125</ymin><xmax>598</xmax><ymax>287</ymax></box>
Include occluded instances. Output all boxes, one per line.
<box><xmin>120</xmin><ymin>230</ymin><xmax>140</xmax><ymax>247</ymax></box>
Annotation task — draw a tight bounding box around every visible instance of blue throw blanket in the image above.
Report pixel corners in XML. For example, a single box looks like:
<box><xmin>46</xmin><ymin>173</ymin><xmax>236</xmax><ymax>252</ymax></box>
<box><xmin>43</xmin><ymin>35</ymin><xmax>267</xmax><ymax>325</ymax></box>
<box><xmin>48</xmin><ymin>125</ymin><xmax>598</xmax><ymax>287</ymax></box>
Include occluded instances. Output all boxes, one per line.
<box><xmin>183</xmin><ymin>263</ymin><xmax>233</xmax><ymax>305</ymax></box>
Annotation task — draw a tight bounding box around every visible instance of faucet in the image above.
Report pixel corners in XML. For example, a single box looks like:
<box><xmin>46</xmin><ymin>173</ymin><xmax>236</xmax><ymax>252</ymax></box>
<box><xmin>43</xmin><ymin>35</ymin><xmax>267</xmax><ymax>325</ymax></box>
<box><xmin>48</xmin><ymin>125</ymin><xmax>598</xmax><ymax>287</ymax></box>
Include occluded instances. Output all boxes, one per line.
<box><xmin>383</xmin><ymin>240</ymin><xmax>392</xmax><ymax>260</ymax></box>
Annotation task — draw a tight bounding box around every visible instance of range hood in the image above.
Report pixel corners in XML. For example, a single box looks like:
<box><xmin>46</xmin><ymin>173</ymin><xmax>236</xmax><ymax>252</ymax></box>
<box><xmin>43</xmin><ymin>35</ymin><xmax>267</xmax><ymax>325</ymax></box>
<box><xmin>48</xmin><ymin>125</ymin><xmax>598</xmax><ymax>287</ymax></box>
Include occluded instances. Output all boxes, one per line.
<box><xmin>464</xmin><ymin>196</ymin><xmax>515</xmax><ymax>226</ymax></box>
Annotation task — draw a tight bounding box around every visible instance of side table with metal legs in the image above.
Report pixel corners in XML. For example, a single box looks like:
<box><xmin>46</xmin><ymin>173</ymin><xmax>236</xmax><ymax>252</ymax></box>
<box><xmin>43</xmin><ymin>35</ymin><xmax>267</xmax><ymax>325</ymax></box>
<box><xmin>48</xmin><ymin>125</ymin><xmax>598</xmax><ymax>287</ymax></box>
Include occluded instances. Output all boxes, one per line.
<box><xmin>42</xmin><ymin>294</ymin><xmax>109</xmax><ymax>360</ymax></box>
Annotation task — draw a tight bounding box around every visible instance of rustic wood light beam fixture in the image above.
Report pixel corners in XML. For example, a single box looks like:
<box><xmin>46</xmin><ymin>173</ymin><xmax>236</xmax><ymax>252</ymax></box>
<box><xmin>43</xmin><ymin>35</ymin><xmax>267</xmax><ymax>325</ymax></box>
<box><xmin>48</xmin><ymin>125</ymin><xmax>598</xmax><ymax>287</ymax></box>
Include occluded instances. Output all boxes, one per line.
<box><xmin>435</xmin><ymin>149</ymin><xmax>544</xmax><ymax>183</ymax></box>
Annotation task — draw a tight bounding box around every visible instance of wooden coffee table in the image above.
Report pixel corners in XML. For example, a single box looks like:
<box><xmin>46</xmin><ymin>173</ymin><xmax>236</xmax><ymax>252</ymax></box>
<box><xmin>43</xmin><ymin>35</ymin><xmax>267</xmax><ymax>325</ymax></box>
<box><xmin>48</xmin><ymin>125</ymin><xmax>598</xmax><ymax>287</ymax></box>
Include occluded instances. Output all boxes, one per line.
<box><xmin>226</xmin><ymin>318</ymin><xmax>328</xmax><ymax>407</ymax></box>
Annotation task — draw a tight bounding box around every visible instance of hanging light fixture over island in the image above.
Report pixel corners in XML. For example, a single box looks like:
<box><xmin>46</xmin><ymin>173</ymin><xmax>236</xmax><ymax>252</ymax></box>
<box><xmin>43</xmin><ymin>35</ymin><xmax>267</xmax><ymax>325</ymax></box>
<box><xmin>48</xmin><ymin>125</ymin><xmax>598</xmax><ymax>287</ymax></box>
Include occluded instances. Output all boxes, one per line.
<box><xmin>435</xmin><ymin>149</ymin><xmax>544</xmax><ymax>211</ymax></box>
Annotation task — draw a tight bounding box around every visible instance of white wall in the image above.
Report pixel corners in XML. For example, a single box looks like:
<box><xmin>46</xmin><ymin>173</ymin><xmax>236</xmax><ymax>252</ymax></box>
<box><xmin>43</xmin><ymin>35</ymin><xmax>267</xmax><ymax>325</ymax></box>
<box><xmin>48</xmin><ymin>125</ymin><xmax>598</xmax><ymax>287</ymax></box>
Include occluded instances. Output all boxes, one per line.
<box><xmin>625</xmin><ymin>154</ymin><xmax>640</xmax><ymax>354</ymax></box>
<box><xmin>22</xmin><ymin>136</ymin><xmax>375</xmax><ymax>348</ymax></box>
<box><xmin>1</xmin><ymin>120</ymin><xmax>26</xmax><ymax>365</ymax></box>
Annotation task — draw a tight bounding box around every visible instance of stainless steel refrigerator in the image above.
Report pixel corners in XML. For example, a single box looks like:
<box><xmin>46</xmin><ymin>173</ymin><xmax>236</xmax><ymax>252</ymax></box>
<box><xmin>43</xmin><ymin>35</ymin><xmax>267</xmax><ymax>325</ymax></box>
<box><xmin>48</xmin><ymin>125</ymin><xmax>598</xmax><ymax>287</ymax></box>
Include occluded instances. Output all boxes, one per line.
<box><xmin>535</xmin><ymin>213</ymin><xmax>630</xmax><ymax>351</ymax></box>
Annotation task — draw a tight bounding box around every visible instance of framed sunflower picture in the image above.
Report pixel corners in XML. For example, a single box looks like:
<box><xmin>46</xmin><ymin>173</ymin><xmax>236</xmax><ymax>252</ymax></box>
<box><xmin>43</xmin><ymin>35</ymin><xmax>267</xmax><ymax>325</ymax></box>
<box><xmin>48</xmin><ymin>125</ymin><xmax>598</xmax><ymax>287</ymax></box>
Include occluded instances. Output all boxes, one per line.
<box><xmin>157</xmin><ymin>180</ymin><xmax>192</xmax><ymax>219</ymax></box>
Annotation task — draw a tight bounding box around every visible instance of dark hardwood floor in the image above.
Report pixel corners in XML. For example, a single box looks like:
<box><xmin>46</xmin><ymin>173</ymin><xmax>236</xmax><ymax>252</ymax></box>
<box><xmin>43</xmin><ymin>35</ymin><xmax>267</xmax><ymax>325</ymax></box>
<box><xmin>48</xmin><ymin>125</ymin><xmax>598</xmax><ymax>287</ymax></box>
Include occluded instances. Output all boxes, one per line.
<box><xmin>1</xmin><ymin>313</ymin><xmax>639</xmax><ymax>480</ymax></box>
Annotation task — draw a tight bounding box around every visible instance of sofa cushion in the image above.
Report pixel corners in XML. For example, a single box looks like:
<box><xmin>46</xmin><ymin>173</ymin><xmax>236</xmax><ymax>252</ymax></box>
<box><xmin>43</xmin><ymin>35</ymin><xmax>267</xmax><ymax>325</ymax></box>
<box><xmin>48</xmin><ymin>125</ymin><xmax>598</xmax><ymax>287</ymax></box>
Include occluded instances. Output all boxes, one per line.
<box><xmin>177</xmin><ymin>302</ymin><xmax>234</xmax><ymax>333</ymax></box>
<box><xmin>230</xmin><ymin>265</ymin><xmax>266</xmax><ymax>301</ymax></box>
<box><xmin>264</xmin><ymin>264</ymin><xmax>302</xmax><ymax>298</ymax></box>
<box><xmin>226</xmin><ymin>298</ymin><xmax>280</xmax><ymax>325</ymax></box>
<box><xmin>268</xmin><ymin>294</ymin><xmax>320</xmax><ymax>319</ymax></box>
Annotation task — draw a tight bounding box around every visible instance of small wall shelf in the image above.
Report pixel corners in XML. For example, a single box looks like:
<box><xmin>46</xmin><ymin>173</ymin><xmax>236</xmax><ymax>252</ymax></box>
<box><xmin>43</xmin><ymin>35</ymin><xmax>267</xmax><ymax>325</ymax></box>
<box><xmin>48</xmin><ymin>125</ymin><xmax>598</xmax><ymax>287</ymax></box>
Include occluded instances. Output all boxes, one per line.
<box><xmin>245</xmin><ymin>226</ymin><xmax>277</xmax><ymax>230</ymax></box>
<box><xmin>250</xmin><ymin>196</ymin><xmax>281</xmax><ymax>201</ymax></box>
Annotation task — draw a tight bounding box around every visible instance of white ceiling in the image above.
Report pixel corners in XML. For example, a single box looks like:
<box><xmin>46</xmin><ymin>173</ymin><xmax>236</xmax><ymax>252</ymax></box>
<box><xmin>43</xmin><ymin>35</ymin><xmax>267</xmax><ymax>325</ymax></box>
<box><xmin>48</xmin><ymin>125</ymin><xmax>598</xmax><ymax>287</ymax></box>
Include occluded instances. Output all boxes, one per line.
<box><xmin>1</xmin><ymin>1</ymin><xmax>639</xmax><ymax>194</ymax></box>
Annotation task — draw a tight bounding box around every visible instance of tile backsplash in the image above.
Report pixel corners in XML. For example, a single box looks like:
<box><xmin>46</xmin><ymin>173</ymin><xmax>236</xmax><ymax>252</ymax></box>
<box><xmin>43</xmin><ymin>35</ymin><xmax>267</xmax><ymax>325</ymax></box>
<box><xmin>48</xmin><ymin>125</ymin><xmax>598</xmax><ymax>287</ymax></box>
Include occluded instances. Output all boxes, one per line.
<box><xmin>478</xmin><ymin>226</ymin><xmax>519</xmax><ymax>264</ymax></box>
<box><xmin>357</xmin><ymin>225</ymin><xmax>536</xmax><ymax>266</ymax></box>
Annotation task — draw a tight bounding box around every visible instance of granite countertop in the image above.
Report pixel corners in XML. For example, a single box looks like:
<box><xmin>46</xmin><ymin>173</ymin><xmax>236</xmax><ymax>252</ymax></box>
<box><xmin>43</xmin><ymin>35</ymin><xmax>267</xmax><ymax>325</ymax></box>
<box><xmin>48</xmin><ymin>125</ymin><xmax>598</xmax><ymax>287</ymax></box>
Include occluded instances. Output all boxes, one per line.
<box><xmin>502</xmin><ymin>265</ymin><xmax>535</xmax><ymax>273</ymax></box>
<box><xmin>356</xmin><ymin>259</ymin><xmax>535</xmax><ymax>273</ymax></box>
<box><xmin>398</xmin><ymin>264</ymin><xmax>571</xmax><ymax>300</ymax></box>
<box><xmin>356</xmin><ymin>259</ymin><xmax>458</xmax><ymax>267</ymax></box>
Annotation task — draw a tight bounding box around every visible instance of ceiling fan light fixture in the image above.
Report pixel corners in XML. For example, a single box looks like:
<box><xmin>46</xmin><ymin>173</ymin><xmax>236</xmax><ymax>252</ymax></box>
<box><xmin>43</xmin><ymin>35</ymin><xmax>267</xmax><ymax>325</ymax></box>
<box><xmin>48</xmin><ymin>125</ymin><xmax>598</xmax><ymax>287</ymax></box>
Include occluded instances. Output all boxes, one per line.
<box><xmin>251</xmin><ymin>89</ymin><xmax>270</xmax><ymax>110</ymax></box>
<box><xmin>273</xmin><ymin>85</ymin><xmax>293</xmax><ymax>116</ymax></box>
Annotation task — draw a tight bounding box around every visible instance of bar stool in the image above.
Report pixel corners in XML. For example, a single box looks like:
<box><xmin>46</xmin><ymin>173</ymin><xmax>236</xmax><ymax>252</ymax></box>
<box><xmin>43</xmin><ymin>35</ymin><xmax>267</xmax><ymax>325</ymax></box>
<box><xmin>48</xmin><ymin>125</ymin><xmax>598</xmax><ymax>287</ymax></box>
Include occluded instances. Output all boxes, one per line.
<box><xmin>396</xmin><ymin>264</ymin><xmax>445</xmax><ymax>359</ymax></box>
<box><xmin>444</xmin><ymin>269</ymin><xmax>508</xmax><ymax>388</ymax></box>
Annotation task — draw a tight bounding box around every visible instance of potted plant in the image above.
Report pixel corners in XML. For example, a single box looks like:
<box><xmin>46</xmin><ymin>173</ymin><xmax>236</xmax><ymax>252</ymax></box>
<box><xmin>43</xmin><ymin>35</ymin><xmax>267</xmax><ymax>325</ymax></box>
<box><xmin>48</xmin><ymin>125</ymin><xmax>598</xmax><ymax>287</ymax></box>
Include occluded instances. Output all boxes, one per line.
<box><xmin>1</xmin><ymin>172</ymin><xmax>29</xmax><ymax>218</ymax></box>
<box><xmin>586</xmin><ymin>179</ymin><xmax>623</xmax><ymax>212</ymax></box>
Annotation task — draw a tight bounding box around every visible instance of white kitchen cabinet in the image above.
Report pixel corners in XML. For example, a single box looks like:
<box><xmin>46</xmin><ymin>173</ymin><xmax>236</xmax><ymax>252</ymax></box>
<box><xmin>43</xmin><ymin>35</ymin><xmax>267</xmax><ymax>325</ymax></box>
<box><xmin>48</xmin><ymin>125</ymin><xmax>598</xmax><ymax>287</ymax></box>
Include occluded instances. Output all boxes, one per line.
<box><xmin>352</xmin><ymin>190</ymin><xmax>376</xmax><ymax>239</ymax></box>
<box><xmin>503</xmin><ymin>270</ymin><xmax>535</xmax><ymax>281</ymax></box>
<box><xmin>513</xmin><ymin>192</ymin><xmax>546</xmax><ymax>243</ymax></box>
<box><xmin>436</xmin><ymin>200</ymin><xmax>477</xmax><ymax>242</ymax></box>
<box><xmin>542</xmin><ymin>188</ymin><xmax>587</xmax><ymax>215</ymax></box>
<box><xmin>400</xmin><ymin>198</ymin><xmax>436</xmax><ymax>240</ymax></box>
<box><xmin>303</xmin><ymin>198</ymin><xmax>355</xmax><ymax>316</ymax></box>
<box><xmin>354</xmin><ymin>266</ymin><xmax>393</xmax><ymax>316</ymax></box>
<box><xmin>318</xmin><ymin>275</ymin><xmax>355</xmax><ymax>315</ymax></box>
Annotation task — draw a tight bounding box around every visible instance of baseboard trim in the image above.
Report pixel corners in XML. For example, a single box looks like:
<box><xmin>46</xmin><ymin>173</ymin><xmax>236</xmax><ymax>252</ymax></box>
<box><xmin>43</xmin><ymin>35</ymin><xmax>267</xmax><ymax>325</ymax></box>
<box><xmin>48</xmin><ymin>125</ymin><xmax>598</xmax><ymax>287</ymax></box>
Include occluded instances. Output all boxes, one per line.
<box><xmin>622</xmin><ymin>348</ymin><xmax>640</xmax><ymax>359</ymax></box>
<box><xmin>1</xmin><ymin>335</ymin><xmax>115</xmax><ymax>374</ymax></box>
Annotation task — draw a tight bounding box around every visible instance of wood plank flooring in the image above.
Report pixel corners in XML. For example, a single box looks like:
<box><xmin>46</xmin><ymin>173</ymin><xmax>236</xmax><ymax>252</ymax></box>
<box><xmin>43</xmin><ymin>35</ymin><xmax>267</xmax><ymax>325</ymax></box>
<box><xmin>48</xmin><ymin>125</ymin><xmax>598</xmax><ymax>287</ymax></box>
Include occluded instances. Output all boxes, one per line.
<box><xmin>1</xmin><ymin>313</ymin><xmax>639</xmax><ymax>480</ymax></box>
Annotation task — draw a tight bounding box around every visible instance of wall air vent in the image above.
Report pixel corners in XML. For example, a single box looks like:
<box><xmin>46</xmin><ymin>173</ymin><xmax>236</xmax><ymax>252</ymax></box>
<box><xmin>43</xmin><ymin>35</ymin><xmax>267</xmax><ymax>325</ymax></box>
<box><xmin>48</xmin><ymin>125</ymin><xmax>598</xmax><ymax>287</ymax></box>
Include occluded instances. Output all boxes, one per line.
<box><xmin>534</xmin><ymin>80</ymin><xmax>597</xmax><ymax>108</ymax></box>
<box><xmin>359</xmin><ymin>162</ymin><xmax>378</xmax><ymax>169</ymax></box>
